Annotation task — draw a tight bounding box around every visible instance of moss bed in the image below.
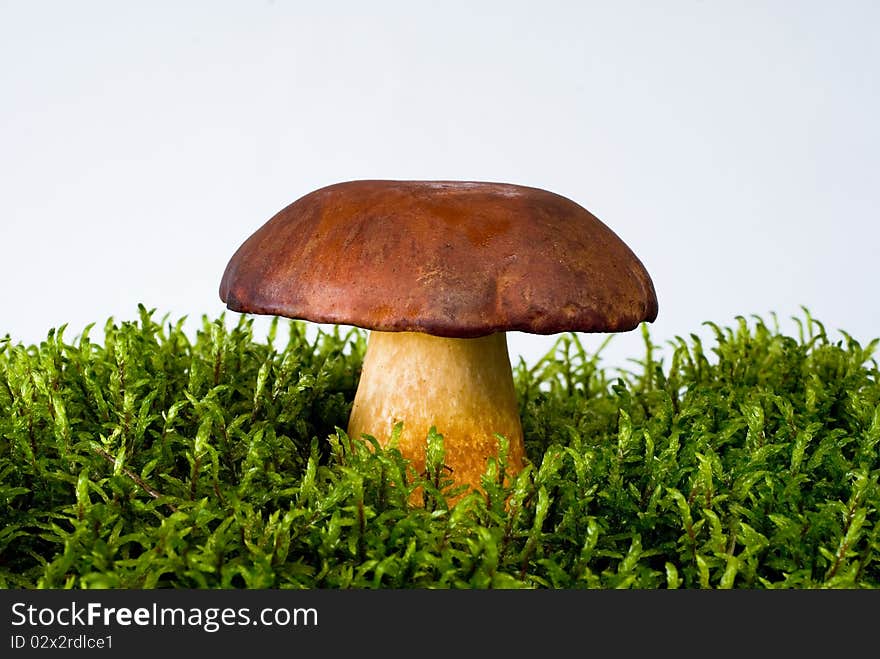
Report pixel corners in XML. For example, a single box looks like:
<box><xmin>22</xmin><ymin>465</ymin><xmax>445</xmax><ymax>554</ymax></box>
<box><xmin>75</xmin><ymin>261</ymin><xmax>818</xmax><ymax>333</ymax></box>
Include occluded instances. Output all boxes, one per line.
<box><xmin>1</xmin><ymin>306</ymin><xmax>878</xmax><ymax>588</ymax></box>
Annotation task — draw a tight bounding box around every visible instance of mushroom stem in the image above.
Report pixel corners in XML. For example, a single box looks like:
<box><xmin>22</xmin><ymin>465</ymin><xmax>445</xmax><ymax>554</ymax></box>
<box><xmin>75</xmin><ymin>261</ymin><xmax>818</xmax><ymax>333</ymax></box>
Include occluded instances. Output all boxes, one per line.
<box><xmin>347</xmin><ymin>330</ymin><xmax>525</xmax><ymax>494</ymax></box>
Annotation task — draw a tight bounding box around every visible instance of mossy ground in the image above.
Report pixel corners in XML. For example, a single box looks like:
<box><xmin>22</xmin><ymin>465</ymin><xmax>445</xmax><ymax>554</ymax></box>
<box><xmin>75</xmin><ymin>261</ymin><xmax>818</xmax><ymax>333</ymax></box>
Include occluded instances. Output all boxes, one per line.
<box><xmin>1</xmin><ymin>306</ymin><xmax>878</xmax><ymax>588</ymax></box>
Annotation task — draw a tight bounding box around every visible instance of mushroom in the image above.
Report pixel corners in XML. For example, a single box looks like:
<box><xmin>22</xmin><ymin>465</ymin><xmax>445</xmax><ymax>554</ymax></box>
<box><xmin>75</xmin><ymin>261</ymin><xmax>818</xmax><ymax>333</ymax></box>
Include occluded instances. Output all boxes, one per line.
<box><xmin>219</xmin><ymin>180</ymin><xmax>658</xmax><ymax>497</ymax></box>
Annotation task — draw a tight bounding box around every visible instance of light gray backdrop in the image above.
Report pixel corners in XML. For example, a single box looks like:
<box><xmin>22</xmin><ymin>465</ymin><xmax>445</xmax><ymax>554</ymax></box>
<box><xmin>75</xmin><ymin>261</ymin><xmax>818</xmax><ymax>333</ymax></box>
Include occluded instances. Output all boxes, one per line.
<box><xmin>2</xmin><ymin>1</ymin><xmax>877</xmax><ymax>372</ymax></box>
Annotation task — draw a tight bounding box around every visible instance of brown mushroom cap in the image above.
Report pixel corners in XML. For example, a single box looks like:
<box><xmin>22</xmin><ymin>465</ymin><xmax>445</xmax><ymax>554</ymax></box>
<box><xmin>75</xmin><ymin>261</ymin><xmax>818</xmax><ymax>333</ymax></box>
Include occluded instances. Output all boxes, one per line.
<box><xmin>220</xmin><ymin>180</ymin><xmax>658</xmax><ymax>338</ymax></box>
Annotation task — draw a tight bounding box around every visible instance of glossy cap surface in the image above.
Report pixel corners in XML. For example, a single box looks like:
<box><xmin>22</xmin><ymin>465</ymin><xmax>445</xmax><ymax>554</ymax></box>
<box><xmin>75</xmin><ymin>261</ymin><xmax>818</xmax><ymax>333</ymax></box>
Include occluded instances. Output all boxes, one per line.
<box><xmin>220</xmin><ymin>180</ymin><xmax>658</xmax><ymax>337</ymax></box>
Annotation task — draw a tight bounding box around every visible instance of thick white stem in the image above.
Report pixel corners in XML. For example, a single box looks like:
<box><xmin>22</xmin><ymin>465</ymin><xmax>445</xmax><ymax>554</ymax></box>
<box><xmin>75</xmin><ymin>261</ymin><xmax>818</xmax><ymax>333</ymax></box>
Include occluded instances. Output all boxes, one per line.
<box><xmin>347</xmin><ymin>331</ymin><xmax>525</xmax><ymax>493</ymax></box>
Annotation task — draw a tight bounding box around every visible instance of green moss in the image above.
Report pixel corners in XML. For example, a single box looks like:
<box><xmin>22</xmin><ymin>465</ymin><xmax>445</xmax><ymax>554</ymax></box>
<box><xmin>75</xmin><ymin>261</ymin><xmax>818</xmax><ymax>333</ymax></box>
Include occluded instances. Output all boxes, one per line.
<box><xmin>1</xmin><ymin>306</ymin><xmax>878</xmax><ymax>588</ymax></box>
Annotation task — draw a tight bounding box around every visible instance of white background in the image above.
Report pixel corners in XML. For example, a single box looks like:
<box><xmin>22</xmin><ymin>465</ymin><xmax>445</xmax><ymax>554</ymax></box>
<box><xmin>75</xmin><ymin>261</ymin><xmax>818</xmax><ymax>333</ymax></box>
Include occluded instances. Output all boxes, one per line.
<box><xmin>2</xmin><ymin>1</ymin><xmax>878</xmax><ymax>372</ymax></box>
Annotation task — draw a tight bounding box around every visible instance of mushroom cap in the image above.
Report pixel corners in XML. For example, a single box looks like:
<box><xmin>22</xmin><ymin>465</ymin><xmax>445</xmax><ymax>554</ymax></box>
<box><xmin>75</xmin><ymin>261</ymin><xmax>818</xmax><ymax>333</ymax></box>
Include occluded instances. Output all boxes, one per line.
<box><xmin>220</xmin><ymin>180</ymin><xmax>658</xmax><ymax>338</ymax></box>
